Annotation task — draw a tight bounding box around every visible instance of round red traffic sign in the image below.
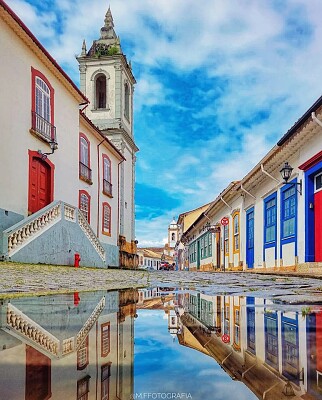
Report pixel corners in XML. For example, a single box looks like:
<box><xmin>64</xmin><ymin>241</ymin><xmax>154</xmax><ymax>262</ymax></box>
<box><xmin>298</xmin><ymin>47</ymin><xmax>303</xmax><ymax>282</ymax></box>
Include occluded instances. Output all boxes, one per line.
<box><xmin>221</xmin><ymin>217</ymin><xmax>229</xmax><ymax>226</ymax></box>
<box><xmin>222</xmin><ymin>334</ymin><xmax>230</xmax><ymax>343</ymax></box>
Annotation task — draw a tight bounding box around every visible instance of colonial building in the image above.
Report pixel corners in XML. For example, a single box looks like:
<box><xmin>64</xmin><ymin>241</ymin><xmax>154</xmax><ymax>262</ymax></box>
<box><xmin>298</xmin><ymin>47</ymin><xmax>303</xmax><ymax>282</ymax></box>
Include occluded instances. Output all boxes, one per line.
<box><xmin>176</xmin><ymin>293</ymin><xmax>312</xmax><ymax>399</ymax></box>
<box><xmin>175</xmin><ymin>204</ymin><xmax>211</xmax><ymax>270</ymax></box>
<box><xmin>137</xmin><ymin>248</ymin><xmax>162</xmax><ymax>270</ymax></box>
<box><xmin>180</xmin><ymin>95</ymin><xmax>322</xmax><ymax>273</ymax></box>
<box><xmin>0</xmin><ymin>1</ymin><xmax>138</xmax><ymax>268</ymax></box>
<box><xmin>0</xmin><ymin>289</ymin><xmax>137</xmax><ymax>399</ymax></box>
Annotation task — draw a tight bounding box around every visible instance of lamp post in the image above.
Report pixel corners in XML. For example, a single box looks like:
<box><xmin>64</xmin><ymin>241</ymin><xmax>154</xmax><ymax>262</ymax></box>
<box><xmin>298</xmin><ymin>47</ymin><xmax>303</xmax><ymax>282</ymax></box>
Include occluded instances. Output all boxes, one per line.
<box><xmin>279</xmin><ymin>162</ymin><xmax>302</xmax><ymax>195</ymax></box>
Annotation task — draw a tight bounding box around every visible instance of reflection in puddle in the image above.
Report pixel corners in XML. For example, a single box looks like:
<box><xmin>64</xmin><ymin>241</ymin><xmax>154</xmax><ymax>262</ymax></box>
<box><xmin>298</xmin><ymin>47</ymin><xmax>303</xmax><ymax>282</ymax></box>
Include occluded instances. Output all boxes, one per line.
<box><xmin>1</xmin><ymin>288</ymin><xmax>322</xmax><ymax>399</ymax></box>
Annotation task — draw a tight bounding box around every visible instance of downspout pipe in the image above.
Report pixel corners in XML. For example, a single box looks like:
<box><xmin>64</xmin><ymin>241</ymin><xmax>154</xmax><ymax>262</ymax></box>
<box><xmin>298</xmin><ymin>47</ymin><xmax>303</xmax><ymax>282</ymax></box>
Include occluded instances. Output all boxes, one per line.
<box><xmin>117</xmin><ymin>159</ymin><xmax>124</xmax><ymax>246</ymax></box>
<box><xmin>260</xmin><ymin>164</ymin><xmax>279</xmax><ymax>183</ymax></box>
<box><xmin>312</xmin><ymin>112</ymin><xmax>322</xmax><ymax>128</ymax></box>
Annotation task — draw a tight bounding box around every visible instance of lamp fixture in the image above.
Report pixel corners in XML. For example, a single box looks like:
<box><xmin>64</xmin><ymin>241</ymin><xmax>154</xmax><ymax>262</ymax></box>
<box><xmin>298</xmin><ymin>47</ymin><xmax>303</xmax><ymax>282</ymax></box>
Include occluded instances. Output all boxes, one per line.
<box><xmin>38</xmin><ymin>139</ymin><xmax>57</xmax><ymax>160</ymax></box>
<box><xmin>279</xmin><ymin>162</ymin><xmax>302</xmax><ymax>195</ymax></box>
<box><xmin>207</xmin><ymin>224</ymin><xmax>221</xmax><ymax>234</ymax></box>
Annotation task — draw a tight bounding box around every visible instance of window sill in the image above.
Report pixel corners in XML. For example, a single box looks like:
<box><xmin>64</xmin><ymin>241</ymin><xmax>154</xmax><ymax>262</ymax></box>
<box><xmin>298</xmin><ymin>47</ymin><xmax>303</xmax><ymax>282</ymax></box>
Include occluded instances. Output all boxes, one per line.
<box><xmin>79</xmin><ymin>176</ymin><xmax>93</xmax><ymax>185</ymax></box>
<box><xmin>92</xmin><ymin>107</ymin><xmax>110</xmax><ymax>112</ymax></box>
<box><xmin>30</xmin><ymin>128</ymin><xmax>57</xmax><ymax>147</ymax></box>
<box><xmin>264</xmin><ymin>242</ymin><xmax>276</xmax><ymax>247</ymax></box>
<box><xmin>102</xmin><ymin>231</ymin><xmax>111</xmax><ymax>237</ymax></box>
<box><xmin>102</xmin><ymin>191</ymin><xmax>113</xmax><ymax>198</ymax></box>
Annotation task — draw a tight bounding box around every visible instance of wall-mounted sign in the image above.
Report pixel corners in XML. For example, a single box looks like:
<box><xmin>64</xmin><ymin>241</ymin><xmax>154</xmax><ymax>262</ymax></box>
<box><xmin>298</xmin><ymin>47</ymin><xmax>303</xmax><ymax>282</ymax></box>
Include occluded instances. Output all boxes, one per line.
<box><xmin>220</xmin><ymin>217</ymin><xmax>229</xmax><ymax>226</ymax></box>
<box><xmin>222</xmin><ymin>334</ymin><xmax>230</xmax><ymax>343</ymax></box>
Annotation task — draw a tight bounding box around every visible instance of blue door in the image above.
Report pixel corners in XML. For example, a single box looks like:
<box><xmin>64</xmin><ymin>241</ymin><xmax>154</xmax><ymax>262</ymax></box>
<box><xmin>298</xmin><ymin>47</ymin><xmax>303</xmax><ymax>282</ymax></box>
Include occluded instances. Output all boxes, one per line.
<box><xmin>247</xmin><ymin>297</ymin><xmax>256</xmax><ymax>354</ymax></box>
<box><xmin>246</xmin><ymin>208</ymin><xmax>255</xmax><ymax>268</ymax></box>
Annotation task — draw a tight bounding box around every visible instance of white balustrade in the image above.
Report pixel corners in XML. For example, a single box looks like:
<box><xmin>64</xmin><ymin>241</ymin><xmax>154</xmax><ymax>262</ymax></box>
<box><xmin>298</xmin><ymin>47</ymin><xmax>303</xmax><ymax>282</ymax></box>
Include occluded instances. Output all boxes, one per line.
<box><xmin>78</xmin><ymin>211</ymin><xmax>106</xmax><ymax>261</ymax></box>
<box><xmin>5</xmin><ymin>200</ymin><xmax>106</xmax><ymax>263</ymax></box>
<box><xmin>7</xmin><ymin>203</ymin><xmax>61</xmax><ymax>255</ymax></box>
<box><xmin>5</xmin><ymin>297</ymin><xmax>105</xmax><ymax>359</ymax></box>
<box><xmin>6</xmin><ymin>304</ymin><xmax>59</xmax><ymax>356</ymax></box>
<box><xmin>64</xmin><ymin>204</ymin><xmax>76</xmax><ymax>222</ymax></box>
<box><xmin>76</xmin><ymin>296</ymin><xmax>106</xmax><ymax>348</ymax></box>
<box><xmin>62</xmin><ymin>337</ymin><xmax>75</xmax><ymax>355</ymax></box>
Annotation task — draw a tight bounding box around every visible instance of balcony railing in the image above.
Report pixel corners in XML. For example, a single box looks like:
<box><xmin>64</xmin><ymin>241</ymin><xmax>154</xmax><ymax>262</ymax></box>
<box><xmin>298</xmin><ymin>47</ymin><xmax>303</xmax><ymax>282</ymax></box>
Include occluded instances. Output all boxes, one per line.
<box><xmin>103</xmin><ymin>179</ymin><xmax>112</xmax><ymax>196</ymax></box>
<box><xmin>79</xmin><ymin>162</ymin><xmax>92</xmax><ymax>184</ymax></box>
<box><xmin>31</xmin><ymin>111</ymin><xmax>57</xmax><ymax>143</ymax></box>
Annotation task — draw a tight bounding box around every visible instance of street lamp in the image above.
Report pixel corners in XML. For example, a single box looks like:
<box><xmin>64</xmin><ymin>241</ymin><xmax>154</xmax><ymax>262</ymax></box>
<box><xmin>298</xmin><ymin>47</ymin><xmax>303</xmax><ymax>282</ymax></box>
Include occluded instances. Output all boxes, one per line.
<box><xmin>280</xmin><ymin>162</ymin><xmax>302</xmax><ymax>195</ymax></box>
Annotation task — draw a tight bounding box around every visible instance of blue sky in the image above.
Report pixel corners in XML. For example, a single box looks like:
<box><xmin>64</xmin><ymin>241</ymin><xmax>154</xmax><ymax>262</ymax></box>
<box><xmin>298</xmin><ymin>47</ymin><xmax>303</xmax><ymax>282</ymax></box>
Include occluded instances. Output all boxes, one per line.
<box><xmin>134</xmin><ymin>309</ymin><xmax>256</xmax><ymax>399</ymax></box>
<box><xmin>7</xmin><ymin>0</ymin><xmax>322</xmax><ymax>246</ymax></box>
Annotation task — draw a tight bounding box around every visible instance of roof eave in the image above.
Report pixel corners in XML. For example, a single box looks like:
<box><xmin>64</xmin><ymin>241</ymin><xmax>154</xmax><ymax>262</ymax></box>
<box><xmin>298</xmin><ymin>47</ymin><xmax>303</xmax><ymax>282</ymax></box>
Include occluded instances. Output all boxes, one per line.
<box><xmin>0</xmin><ymin>0</ymin><xmax>88</xmax><ymax>104</ymax></box>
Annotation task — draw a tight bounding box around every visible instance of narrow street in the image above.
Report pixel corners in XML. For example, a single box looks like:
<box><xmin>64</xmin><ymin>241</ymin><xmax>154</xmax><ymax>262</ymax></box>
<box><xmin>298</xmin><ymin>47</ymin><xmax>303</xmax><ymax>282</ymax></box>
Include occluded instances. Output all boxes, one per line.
<box><xmin>2</xmin><ymin>262</ymin><xmax>322</xmax><ymax>303</ymax></box>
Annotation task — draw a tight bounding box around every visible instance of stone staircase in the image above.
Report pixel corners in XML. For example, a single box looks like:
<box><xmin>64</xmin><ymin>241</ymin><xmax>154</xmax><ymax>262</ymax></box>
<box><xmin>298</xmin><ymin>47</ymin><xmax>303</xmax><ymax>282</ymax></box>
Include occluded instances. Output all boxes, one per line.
<box><xmin>3</xmin><ymin>296</ymin><xmax>105</xmax><ymax>359</ymax></box>
<box><xmin>1</xmin><ymin>201</ymin><xmax>106</xmax><ymax>267</ymax></box>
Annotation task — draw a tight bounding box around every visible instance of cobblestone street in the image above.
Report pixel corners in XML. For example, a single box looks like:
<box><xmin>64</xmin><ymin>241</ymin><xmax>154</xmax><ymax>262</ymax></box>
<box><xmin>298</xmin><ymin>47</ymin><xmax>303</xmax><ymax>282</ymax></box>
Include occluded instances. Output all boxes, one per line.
<box><xmin>2</xmin><ymin>262</ymin><xmax>322</xmax><ymax>303</ymax></box>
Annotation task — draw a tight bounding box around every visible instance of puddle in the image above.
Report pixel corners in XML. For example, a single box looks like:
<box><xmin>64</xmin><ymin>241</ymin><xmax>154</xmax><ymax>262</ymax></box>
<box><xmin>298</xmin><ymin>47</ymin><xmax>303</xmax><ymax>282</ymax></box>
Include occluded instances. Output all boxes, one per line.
<box><xmin>1</xmin><ymin>288</ymin><xmax>322</xmax><ymax>399</ymax></box>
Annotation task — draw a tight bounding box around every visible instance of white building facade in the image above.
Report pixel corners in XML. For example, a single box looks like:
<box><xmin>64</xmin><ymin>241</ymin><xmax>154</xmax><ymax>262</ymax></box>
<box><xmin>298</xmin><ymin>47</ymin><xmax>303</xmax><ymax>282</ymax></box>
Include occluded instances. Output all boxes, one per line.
<box><xmin>0</xmin><ymin>1</ymin><xmax>138</xmax><ymax>268</ymax></box>
<box><xmin>182</xmin><ymin>96</ymin><xmax>322</xmax><ymax>273</ymax></box>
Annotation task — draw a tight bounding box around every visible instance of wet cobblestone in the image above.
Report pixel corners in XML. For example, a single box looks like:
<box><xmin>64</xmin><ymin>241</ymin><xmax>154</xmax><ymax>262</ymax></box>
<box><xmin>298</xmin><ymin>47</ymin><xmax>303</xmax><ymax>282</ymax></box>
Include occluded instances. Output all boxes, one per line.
<box><xmin>1</xmin><ymin>262</ymin><xmax>322</xmax><ymax>303</ymax></box>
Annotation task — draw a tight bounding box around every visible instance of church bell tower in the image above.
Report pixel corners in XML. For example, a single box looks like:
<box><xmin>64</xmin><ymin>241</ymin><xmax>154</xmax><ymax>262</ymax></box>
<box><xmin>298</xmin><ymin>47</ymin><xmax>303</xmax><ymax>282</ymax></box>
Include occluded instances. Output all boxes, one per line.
<box><xmin>77</xmin><ymin>7</ymin><xmax>139</xmax><ymax>268</ymax></box>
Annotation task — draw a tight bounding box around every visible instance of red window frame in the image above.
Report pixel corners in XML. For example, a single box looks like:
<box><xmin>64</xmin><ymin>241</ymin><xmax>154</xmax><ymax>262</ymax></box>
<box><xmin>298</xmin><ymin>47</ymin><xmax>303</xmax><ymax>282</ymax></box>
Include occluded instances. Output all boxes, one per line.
<box><xmin>77</xmin><ymin>376</ymin><xmax>90</xmax><ymax>400</ymax></box>
<box><xmin>101</xmin><ymin>363</ymin><xmax>111</xmax><ymax>400</ymax></box>
<box><xmin>102</xmin><ymin>202</ymin><xmax>111</xmax><ymax>236</ymax></box>
<box><xmin>102</xmin><ymin>155</ymin><xmax>111</xmax><ymax>181</ymax></box>
<box><xmin>101</xmin><ymin>322</ymin><xmax>110</xmax><ymax>357</ymax></box>
<box><xmin>79</xmin><ymin>133</ymin><xmax>91</xmax><ymax>167</ymax></box>
<box><xmin>79</xmin><ymin>190</ymin><xmax>91</xmax><ymax>223</ymax></box>
<box><xmin>77</xmin><ymin>336</ymin><xmax>89</xmax><ymax>370</ymax></box>
<box><xmin>31</xmin><ymin>67</ymin><xmax>55</xmax><ymax>124</ymax></box>
<box><xmin>102</xmin><ymin>154</ymin><xmax>112</xmax><ymax>196</ymax></box>
<box><xmin>79</xmin><ymin>133</ymin><xmax>92</xmax><ymax>184</ymax></box>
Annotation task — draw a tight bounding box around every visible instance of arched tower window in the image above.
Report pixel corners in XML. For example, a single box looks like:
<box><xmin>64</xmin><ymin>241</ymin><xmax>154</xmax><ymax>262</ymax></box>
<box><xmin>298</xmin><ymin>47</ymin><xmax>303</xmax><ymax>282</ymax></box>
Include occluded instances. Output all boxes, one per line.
<box><xmin>124</xmin><ymin>82</ymin><xmax>130</xmax><ymax>119</ymax></box>
<box><xmin>171</xmin><ymin>233</ymin><xmax>176</xmax><ymax>241</ymax></box>
<box><xmin>95</xmin><ymin>74</ymin><xmax>107</xmax><ymax>109</ymax></box>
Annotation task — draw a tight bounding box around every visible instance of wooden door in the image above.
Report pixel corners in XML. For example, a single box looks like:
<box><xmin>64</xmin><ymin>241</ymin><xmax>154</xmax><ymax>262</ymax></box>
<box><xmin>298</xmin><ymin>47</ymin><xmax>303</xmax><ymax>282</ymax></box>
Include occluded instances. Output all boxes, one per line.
<box><xmin>25</xmin><ymin>345</ymin><xmax>51</xmax><ymax>400</ymax></box>
<box><xmin>29</xmin><ymin>156</ymin><xmax>51</xmax><ymax>214</ymax></box>
<box><xmin>216</xmin><ymin>230</ymin><xmax>221</xmax><ymax>268</ymax></box>
<box><xmin>246</xmin><ymin>208</ymin><xmax>255</xmax><ymax>268</ymax></box>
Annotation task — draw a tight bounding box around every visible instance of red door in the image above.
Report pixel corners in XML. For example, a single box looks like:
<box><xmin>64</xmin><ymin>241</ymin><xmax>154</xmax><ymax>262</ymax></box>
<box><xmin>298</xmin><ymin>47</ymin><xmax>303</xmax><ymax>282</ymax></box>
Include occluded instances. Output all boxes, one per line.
<box><xmin>29</xmin><ymin>156</ymin><xmax>51</xmax><ymax>214</ymax></box>
<box><xmin>25</xmin><ymin>345</ymin><xmax>51</xmax><ymax>400</ymax></box>
<box><xmin>315</xmin><ymin>180</ymin><xmax>322</xmax><ymax>261</ymax></box>
<box><xmin>316</xmin><ymin>313</ymin><xmax>322</xmax><ymax>373</ymax></box>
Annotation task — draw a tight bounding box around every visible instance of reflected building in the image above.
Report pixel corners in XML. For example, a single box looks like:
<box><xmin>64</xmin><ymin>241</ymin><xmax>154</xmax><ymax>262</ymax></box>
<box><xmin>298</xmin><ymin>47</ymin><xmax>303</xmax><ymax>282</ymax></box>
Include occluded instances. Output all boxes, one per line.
<box><xmin>0</xmin><ymin>289</ymin><xmax>137</xmax><ymax>399</ymax></box>
<box><xmin>174</xmin><ymin>293</ymin><xmax>322</xmax><ymax>400</ymax></box>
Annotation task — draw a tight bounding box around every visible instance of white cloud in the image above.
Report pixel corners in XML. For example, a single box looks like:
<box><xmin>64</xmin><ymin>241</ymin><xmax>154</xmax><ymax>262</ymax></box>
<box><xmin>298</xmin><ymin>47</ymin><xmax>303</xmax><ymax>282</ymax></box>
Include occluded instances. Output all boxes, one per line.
<box><xmin>7</xmin><ymin>0</ymin><xmax>57</xmax><ymax>40</ymax></box>
<box><xmin>7</xmin><ymin>0</ymin><xmax>322</xmax><ymax>245</ymax></box>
